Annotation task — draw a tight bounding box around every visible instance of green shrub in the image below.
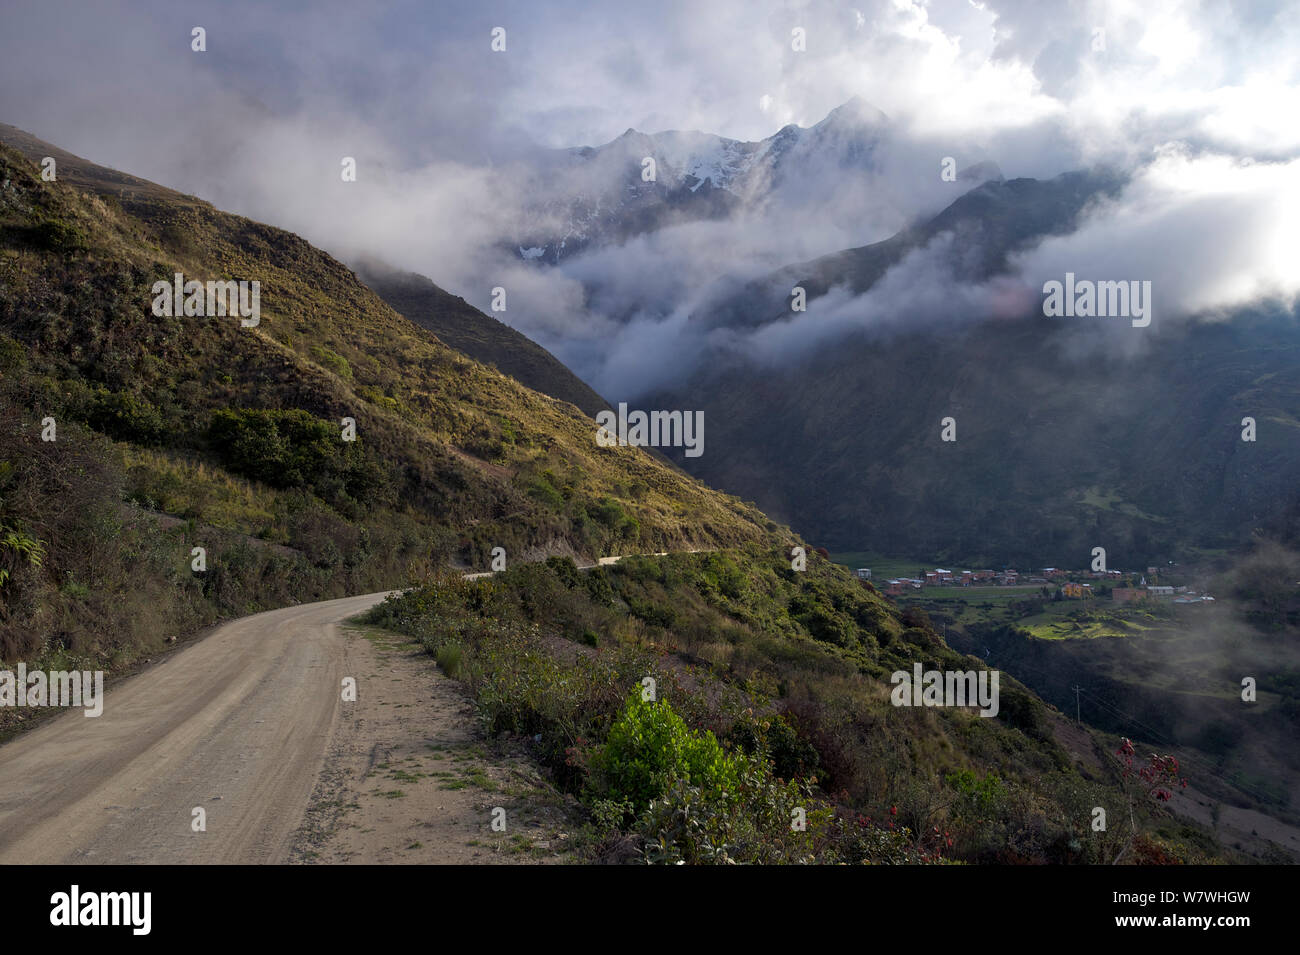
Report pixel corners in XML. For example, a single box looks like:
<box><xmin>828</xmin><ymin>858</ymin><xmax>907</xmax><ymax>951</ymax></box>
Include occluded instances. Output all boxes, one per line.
<box><xmin>627</xmin><ymin>595</ymin><xmax>677</xmax><ymax>629</ymax></box>
<box><xmin>583</xmin><ymin>569</ymin><xmax>615</xmax><ymax>606</ymax></box>
<box><xmin>590</xmin><ymin>692</ymin><xmax>741</xmax><ymax>815</ymax></box>
<box><xmin>593</xmin><ymin>496</ymin><xmax>640</xmax><ymax>536</ymax></box>
<box><xmin>527</xmin><ymin>475</ymin><xmax>563</xmax><ymax>508</ymax></box>
<box><xmin>309</xmin><ymin>345</ymin><xmax>353</xmax><ymax>381</ymax></box>
<box><xmin>206</xmin><ymin>407</ymin><xmax>386</xmax><ymax>509</ymax></box>
<box><xmin>592</xmin><ymin>497</ymin><xmax>625</xmax><ymax>528</ymax></box>
<box><xmin>87</xmin><ymin>390</ymin><xmax>167</xmax><ymax>445</ymax></box>
<box><xmin>0</xmin><ymin>524</ymin><xmax>45</xmax><ymax>589</ymax></box>
<box><xmin>0</xmin><ymin>335</ymin><xmax>27</xmax><ymax>371</ymax></box>
<box><xmin>766</xmin><ymin>714</ymin><xmax>822</xmax><ymax>782</ymax></box>
<box><xmin>637</xmin><ymin>762</ymin><xmax>823</xmax><ymax>864</ymax></box>
<box><xmin>25</xmin><ymin>218</ymin><xmax>88</xmax><ymax>253</ymax></box>
<box><xmin>208</xmin><ymin>408</ymin><xmax>335</xmax><ymax>487</ymax></box>
<box><xmin>803</xmin><ymin>606</ymin><xmax>856</xmax><ymax>647</ymax></box>
<box><xmin>545</xmin><ymin>555</ymin><xmax>581</xmax><ymax>588</ymax></box>
<box><xmin>945</xmin><ymin>769</ymin><xmax>1007</xmax><ymax>814</ymax></box>
<box><xmin>697</xmin><ymin>553</ymin><xmax>746</xmax><ymax>599</ymax></box>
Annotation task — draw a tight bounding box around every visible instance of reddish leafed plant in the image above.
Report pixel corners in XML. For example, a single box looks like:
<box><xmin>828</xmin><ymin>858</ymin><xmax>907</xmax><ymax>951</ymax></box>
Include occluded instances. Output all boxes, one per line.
<box><xmin>1116</xmin><ymin>737</ymin><xmax>1188</xmax><ymax>802</ymax></box>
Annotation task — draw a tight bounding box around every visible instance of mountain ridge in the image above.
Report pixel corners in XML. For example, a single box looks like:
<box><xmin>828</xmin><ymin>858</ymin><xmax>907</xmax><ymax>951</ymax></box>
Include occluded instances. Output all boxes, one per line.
<box><xmin>513</xmin><ymin>98</ymin><xmax>1000</xmax><ymax>264</ymax></box>
<box><xmin>644</xmin><ymin>168</ymin><xmax>1300</xmax><ymax>566</ymax></box>
<box><xmin>350</xmin><ymin>256</ymin><xmax>610</xmax><ymax>417</ymax></box>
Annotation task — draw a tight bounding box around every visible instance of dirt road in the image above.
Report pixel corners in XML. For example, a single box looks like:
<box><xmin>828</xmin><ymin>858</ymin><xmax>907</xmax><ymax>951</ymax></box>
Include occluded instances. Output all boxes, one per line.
<box><xmin>0</xmin><ymin>551</ymin><xmax>704</xmax><ymax>863</ymax></box>
<box><xmin>0</xmin><ymin>591</ymin><xmax>396</xmax><ymax>864</ymax></box>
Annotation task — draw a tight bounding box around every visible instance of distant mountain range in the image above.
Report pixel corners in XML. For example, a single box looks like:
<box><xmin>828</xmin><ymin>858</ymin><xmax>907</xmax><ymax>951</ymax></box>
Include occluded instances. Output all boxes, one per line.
<box><xmin>512</xmin><ymin>97</ymin><xmax>1001</xmax><ymax>264</ymax></box>
<box><xmin>641</xmin><ymin>171</ymin><xmax>1300</xmax><ymax>566</ymax></box>
<box><xmin>411</xmin><ymin>97</ymin><xmax>1298</xmax><ymax>570</ymax></box>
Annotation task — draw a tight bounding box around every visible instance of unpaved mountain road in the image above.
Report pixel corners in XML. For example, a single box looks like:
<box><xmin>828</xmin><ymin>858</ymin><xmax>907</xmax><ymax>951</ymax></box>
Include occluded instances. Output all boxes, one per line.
<box><xmin>0</xmin><ymin>552</ymin><xmax>686</xmax><ymax>863</ymax></box>
<box><xmin>0</xmin><ymin>591</ymin><xmax>397</xmax><ymax>864</ymax></box>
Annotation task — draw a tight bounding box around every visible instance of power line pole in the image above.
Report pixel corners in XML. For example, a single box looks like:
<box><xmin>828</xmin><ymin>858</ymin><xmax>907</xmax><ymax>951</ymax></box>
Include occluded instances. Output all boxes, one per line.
<box><xmin>1072</xmin><ymin>685</ymin><xmax>1083</xmax><ymax>723</ymax></box>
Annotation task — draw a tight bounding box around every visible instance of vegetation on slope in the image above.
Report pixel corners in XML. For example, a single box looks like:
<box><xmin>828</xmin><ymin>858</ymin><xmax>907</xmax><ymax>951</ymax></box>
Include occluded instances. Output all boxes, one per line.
<box><xmin>918</xmin><ymin>546</ymin><xmax>1300</xmax><ymax>857</ymax></box>
<box><xmin>368</xmin><ymin>546</ymin><xmax>1226</xmax><ymax>864</ymax></box>
<box><xmin>353</xmin><ymin>258</ymin><xmax>610</xmax><ymax>417</ymax></box>
<box><xmin>0</xmin><ymin>134</ymin><xmax>772</xmax><ymax>692</ymax></box>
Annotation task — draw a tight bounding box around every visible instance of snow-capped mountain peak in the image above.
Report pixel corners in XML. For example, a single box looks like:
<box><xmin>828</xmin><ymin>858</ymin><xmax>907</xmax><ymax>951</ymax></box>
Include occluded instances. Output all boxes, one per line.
<box><xmin>512</xmin><ymin>98</ymin><xmax>994</xmax><ymax>264</ymax></box>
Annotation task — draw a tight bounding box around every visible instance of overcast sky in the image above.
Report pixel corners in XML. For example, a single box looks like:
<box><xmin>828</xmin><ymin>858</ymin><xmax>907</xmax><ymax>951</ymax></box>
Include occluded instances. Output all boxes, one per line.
<box><xmin>5</xmin><ymin>1</ymin><xmax>1298</xmax><ymax>163</ymax></box>
<box><xmin>2</xmin><ymin>0</ymin><xmax>1297</xmax><ymax>397</ymax></box>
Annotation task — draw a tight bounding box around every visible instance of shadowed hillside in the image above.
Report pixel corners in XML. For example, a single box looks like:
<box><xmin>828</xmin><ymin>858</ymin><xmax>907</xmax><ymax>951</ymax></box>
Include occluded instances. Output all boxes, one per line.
<box><xmin>352</xmin><ymin>257</ymin><xmax>609</xmax><ymax>417</ymax></box>
<box><xmin>650</xmin><ymin>172</ymin><xmax>1300</xmax><ymax>567</ymax></box>
<box><xmin>0</xmin><ymin>129</ymin><xmax>778</xmax><ymax>672</ymax></box>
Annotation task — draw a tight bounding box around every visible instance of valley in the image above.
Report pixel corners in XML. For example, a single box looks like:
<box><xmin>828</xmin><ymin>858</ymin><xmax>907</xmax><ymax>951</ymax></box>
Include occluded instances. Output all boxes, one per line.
<box><xmin>833</xmin><ymin>548</ymin><xmax>1300</xmax><ymax>862</ymax></box>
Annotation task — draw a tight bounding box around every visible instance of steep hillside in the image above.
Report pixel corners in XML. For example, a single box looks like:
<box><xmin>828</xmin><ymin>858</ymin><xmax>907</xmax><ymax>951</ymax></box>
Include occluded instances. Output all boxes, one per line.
<box><xmin>369</xmin><ymin>546</ymin><xmax>1230</xmax><ymax>864</ymax></box>
<box><xmin>351</xmin><ymin>257</ymin><xmax>609</xmax><ymax>417</ymax></box>
<box><xmin>0</xmin><ymin>131</ymin><xmax>776</xmax><ymax>672</ymax></box>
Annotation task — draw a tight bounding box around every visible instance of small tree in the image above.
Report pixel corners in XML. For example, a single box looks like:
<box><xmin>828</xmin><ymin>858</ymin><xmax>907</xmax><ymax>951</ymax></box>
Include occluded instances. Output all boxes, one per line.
<box><xmin>1112</xmin><ymin>737</ymin><xmax>1187</xmax><ymax>863</ymax></box>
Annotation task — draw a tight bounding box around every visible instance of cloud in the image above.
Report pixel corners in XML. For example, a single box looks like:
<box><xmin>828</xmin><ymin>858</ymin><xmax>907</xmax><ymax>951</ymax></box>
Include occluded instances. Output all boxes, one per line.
<box><xmin>0</xmin><ymin>0</ymin><xmax>1295</xmax><ymax>402</ymax></box>
<box><xmin>1014</xmin><ymin>148</ymin><xmax>1300</xmax><ymax>323</ymax></box>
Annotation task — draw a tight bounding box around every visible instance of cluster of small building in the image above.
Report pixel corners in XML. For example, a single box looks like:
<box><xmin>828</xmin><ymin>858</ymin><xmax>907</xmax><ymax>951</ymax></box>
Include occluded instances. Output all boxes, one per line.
<box><xmin>1113</xmin><ymin>586</ymin><xmax>1216</xmax><ymax>605</ymax></box>
<box><xmin>860</xmin><ymin>566</ymin><xmax>1091</xmax><ymax>595</ymax></box>
<box><xmin>855</xmin><ymin>565</ymin><xmax>1213</xmax><ymax>604</ymax></box>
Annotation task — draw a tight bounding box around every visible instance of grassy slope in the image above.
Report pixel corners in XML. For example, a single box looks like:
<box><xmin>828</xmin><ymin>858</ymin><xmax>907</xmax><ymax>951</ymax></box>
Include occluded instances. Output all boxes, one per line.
<box><xmin>352</xmin><ymin>257</ymin><xmax>610</xmax><ymax>418</ymax></box>
<box><xmin>369</xmin><ymin>546</ymin><xmax>1230</xmax><ymax>863</ymax></box>
<box><xmin>0</xmin><ymin>132</ymin><xmax>774</xmax><ymax>670</ymax></box>
<box><xmin>845</xmin><ymin>552</ymin><xmax>1300</xmax><ymax>811</ymax></box>
<box><xmin>898</xmin><ymin>547</ymin><xmax>1300</xmax><ymax>849</ymax></box>
<box><xmin>0</xmin><ymin>133</ymin><xmax>774</xmax><ymax>551</ymax></box>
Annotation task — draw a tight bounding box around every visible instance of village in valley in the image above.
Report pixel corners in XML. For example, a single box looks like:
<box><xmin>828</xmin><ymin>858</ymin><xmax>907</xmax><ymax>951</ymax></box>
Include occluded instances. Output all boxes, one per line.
<box><xmin>826</xmin><ymin>552</ymin><xmax>1226</xmax><ymax>644</ymax></box>
<box><xmin>852</xmin><ymin>564</ymin><xmax>1217</xmax><ymax>605</ymax></box>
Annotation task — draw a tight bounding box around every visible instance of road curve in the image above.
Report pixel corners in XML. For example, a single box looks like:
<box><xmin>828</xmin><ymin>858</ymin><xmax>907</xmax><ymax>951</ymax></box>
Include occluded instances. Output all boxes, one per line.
<box><xmin>0</xmin><ymin>551</ymin><xmax>716</xmax><ymax>863</ymax></box>
<box><xmin>0</xmin><ymin>590</ymin><xmax>396</xmax><ymax>864</ymax></box>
